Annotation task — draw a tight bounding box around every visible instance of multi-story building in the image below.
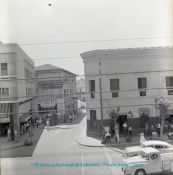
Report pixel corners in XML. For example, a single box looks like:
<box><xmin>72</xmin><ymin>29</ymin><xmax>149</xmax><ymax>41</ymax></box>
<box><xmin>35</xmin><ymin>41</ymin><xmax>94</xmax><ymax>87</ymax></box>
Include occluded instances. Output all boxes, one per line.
<box><xmin>0</xmin><ymin>43</ymin><xmax>35</xmax><ymax>136</ymax></box>
<box><xmin>35</xmin><ymin>64</ymin><xmax>78</xmax><ymax>123</ymax></box>
<box><xmin>80</xmin><ymin>47</ymin><xmax>173</xmax><ymax>136</ymax></box>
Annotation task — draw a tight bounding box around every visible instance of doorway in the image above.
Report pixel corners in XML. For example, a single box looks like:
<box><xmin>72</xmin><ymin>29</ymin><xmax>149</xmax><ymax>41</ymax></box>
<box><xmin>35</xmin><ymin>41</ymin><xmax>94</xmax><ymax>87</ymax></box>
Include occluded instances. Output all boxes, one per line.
<box><xmin>90</xmin><ymin>110</ymin><xmax>97</xmax><ymax>129</ymax></box>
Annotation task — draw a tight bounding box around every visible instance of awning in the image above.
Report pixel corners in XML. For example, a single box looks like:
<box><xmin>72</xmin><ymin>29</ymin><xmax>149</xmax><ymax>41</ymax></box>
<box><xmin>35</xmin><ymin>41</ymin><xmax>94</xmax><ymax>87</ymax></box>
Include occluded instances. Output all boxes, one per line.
<box><xmin>19</xmin><ymin>113</ymin><xmax>32</xmax><ymax>123</ymax></box>
<box><xmin>0</xmin><ymin>117</ymin><xmax>10</xmax><ymax>124</ymax></box>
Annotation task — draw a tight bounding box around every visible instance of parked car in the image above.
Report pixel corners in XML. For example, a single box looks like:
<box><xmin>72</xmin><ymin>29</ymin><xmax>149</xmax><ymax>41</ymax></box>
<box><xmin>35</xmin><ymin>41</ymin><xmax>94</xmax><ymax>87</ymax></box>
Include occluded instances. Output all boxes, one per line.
<box><xmin>122</xmin><ymin>147</ymin><xmax>173</xmax><ymax>175</ymax></box>
<box><xmin>123</xmin><ymin>140</ymin><xmax>173</xmax><ymax>158</ymax></box>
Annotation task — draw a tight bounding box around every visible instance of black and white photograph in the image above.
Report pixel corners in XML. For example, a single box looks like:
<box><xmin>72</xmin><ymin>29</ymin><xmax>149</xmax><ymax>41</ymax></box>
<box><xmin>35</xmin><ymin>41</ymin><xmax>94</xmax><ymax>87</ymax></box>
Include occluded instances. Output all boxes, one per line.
<box><xmin>0</xmin><ymin>0</ymin><xmax>173</xmax><ymax>174</ymax></box>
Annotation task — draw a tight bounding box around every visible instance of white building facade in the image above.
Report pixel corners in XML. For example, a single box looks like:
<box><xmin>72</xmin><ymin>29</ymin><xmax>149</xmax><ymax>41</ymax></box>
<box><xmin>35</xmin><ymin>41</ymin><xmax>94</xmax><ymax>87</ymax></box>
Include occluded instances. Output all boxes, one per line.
<box><xmin>35</xmin><ymin>64</ymin><xmax>78</xmax><ymax>123</ymax></box>
<box><xmin>81</xmin><ymin>47</ymin><xmax>173</xmax><ymax>136</ymax></box>
<box><xmin>0</xmin><ymin>43</ymin><xmax>35</xmax><ymax>136</ymax></box>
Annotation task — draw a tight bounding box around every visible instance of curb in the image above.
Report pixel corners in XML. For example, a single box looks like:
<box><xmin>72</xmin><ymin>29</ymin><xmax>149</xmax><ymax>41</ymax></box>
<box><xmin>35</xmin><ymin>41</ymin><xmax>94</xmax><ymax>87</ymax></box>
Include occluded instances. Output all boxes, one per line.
<box><xmin>77</xmin><ymin>129</ymin><xmax>124</xmax><ymax>154</ymax></box>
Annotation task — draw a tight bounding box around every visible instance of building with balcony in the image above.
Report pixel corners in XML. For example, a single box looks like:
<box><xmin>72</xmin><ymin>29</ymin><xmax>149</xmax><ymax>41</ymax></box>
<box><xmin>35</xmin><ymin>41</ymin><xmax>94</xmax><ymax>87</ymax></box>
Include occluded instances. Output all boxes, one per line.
<box><xmin>35</xmin><ymin>64</ymin><xmax>78</xmax><ymax>124</ymax></box>
<box><xmin>0</xmin><ymin>43</ymin><xmax>35</xmax><ymax>136</ymax></box>
<box><xmin>80</xmin><ymin>47</ymin><xmax>173</xmax><ymax>136</ymax></box>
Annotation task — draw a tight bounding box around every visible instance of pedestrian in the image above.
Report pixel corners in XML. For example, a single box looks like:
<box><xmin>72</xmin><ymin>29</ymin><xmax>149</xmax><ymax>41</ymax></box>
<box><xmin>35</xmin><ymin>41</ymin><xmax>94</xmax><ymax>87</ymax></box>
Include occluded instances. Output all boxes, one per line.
<box><xmin>14</xmin><ymin>130</ymin><xmax>18</xmax><ymax>142</ymax></box>
<box><xmin>69</xmin><ymin>114</ymin><xmax>72</xmax><ymax>122</ymax></box>
<box><xmin>151</xmin><ymin>124</ymin><xmax>155</xmax><ymax>132</ymax></box>
<box><xmin>23</xmin><ymin>123</ymin><xmax>26</xmax><ymax>133</ymax></box>
<box><xmin>145</xmin><ymin>123</ymin><xmax>149</xmax><ymax>137</ymax></box>
<box><xmin>128</xmin><ymin>126</ymin><xmax>133</xmax><ymax>137</ymax></box>
<box><xmin>115</xmin><ymin>125</ymin><xmax>120</xmax><ymax>143</ymax></box>
<box><xmin>123</xmin><ymin>122</ymin><xmax>128</xmax><ymax>135</ymax></box>
<box><xmin>20</xmin><ymin>125</ymin><xmax>24</xmax><ymax>135</ymax></box>
<box><xmin>7</xmin><ymin>128</ymin><xmax>11</xmax><ymax>141</ymax></box>
<box><xmin>140</xmin><ymin>133</ymin><xmax>146</xmax><ymax>144</ymax></box>
<box><xmin>46</xmin><ymin>119</ymin><xmax>50</xmax><ymax>131</ymax></box>
<box><xmin>156</xmin><ymin>122</ymin><xmax>161</xmax><ymax>137</ymax></box>
<box><xmin>39</xmin><ymin>118</ymin><xmax>42</xmax><ymax>129</ymax></box>
<box><xmin>28</xmin><ymin>126</ymin><xmax>33</xmax><ymax>142</ymax></box>
<box><xmin>26</xmin><ymin>122</ymin><xmax>29</xmax><ymax>132</ymax></box>
<box><xmin>36</xmin><ymin>119</ymin><xmax>39</xmax><ymax>128</ymax></box>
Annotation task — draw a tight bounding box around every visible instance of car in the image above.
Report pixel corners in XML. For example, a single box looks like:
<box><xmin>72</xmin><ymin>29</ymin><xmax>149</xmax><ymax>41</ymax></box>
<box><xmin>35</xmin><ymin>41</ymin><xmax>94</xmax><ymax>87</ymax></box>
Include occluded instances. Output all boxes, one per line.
<box><xmin>123</xmin><ymin>140</ymin><xmax>173</xmax><ymax>158</ymax></box>
<box><xmin>122</xmin><ymin>147</ymin><xmax>173</xmax><ymax>175</ymax></box>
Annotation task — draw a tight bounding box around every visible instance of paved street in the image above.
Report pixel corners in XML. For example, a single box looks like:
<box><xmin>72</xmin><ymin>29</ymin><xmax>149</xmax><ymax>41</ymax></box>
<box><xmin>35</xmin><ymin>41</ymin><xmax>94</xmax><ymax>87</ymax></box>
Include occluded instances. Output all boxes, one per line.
<box><xmin>1</xmin><ymin>116</ymin><xmax>124</xmax><ymax>175</ymax></box>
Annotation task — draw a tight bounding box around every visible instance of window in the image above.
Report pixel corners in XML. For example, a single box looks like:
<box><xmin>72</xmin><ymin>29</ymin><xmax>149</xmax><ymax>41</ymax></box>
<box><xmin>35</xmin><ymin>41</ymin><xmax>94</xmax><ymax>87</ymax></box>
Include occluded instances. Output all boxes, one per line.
<box><xmin>110</xmin><ymin>79</ymin><xmax>119</xmax><ymax>97</ymax></box>
<box><xmin>1</xmin><ymin>63</ymin><xmax>8</xmax><ymax>76</ymax></box>
<box><xmin>166</xmin><ymin>77</ymin><xmax>173</xmax><ymax>88</ymax></box>
<box><xmin>112</xmin><ymin>92</ymin><xmax>119</xmax><ymax>97</ymax></box>
<box><xmin>1</xmin><ymin>88</ymin><xmax>9</xmax><ymax>96</ymax></box>
<box><xmin>110</xmin><ymin>79</ymin><xmax>119</xmax><ymax>90</ymax></box>
<box><xmin>140</xmin><ymin>91</ymin><xmax>146</xmax><ymax>96</ymax></box>
<box><xmin>138</xmin><ymin>77</ymin><xmax>147</xmax><ymax>96</ymax></box>
<box><xmin>168</xmin><ymin>90</ymin><xmax>173</xmax><ymax>95</ymax></box>
<box><xmin>166</xmin><ymin>77</ymin><xmax>173</xmax><ymax>95</ymax></box>
<box><xmin>89</xmin><ymin>80</ymin><xmax>95</xmax><ymax>98</ymax></box>
<box><xmin>138</xmin><ymin>77</ymin><xmax>147</xmax><ymax>89</ymax></box>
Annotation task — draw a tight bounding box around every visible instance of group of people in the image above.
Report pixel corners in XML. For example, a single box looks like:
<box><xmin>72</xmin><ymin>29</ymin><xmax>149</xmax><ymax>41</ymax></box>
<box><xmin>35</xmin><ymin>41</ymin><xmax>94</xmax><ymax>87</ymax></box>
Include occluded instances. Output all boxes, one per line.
<box><xmin>20</xmin><ymin>122</ymin><xmax>31</xmax><ymax>135</ymax></box>
<box><xmin>123</xmin><ymin>122</ymin><xmax>133</xmax><ymax>137</ymax></box>
<box><xmin>7</xmin><ymin>127</ymin><xmax>18</xmax><ymax>142</ymax></box>
<box><xmin>144</xmin><ymin>122</ymin><xmax>161</xmax><ymax>138</ymax></box>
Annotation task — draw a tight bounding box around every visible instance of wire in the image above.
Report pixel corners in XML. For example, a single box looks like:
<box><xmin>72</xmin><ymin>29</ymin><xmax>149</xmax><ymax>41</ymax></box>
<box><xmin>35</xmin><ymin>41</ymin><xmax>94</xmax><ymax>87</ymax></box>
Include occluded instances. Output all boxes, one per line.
<box><xmin>0</xmin><ymin>86</ymin><xmax>171</xmax><ymax>100</ymax></box>
<box><xmin>33</xmin><ymin>56</ymin><xmax>80</xmax><ymax>60</ymax></box>
<box><xmin>1</xmin><ymin>69</ymin><xmax>173</xmax><ymax>81</ymax></box>
<box><xmin>0</xmin><ymin>102</ymin><xmax>171</xmax><ymax>116</ymax></box>
<box><xmin>19</xmin><ymin>36</ymin><xmax>173</xmax><ymax>46</ymax></box>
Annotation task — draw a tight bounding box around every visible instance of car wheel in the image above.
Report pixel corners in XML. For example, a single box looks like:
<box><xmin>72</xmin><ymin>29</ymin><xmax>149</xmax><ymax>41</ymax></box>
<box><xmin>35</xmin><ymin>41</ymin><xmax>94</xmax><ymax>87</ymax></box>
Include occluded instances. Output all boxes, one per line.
<box><xmin>135</xmin><ymin>169</ymin><xmax>146</xmax><ymax>175</ymax></box>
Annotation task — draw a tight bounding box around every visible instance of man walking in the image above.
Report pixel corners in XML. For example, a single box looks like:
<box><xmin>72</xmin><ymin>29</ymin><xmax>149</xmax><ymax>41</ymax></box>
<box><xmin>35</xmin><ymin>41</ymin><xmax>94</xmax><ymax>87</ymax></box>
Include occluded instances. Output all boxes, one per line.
<box><xmin>7</xmin><ymin>128</ymin><xmax>11</xmax><ymax>141</ymax></box>
<box><xmin>46</xmin><ymin>119</ymin><xmax>50</xmax><ymax>131</ymax></box>
<box><xmin>123</xmin><ymin>122</ymin><xmax>127</xmax><ymax>135</ymax></box>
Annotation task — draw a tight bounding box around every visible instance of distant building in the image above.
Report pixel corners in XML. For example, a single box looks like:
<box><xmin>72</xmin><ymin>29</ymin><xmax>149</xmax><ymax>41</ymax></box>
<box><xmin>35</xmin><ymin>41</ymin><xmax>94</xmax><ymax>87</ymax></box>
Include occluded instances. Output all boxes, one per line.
<box><xmin>35</xmin><ymin>64</ymin><xmax>78</xmax><ymax>123</ymax></box>
<box><xmin>77</xmin><ymin>78</ymin><xmax>85</xmax><ymax>101</ymax></box>
<box><xmin>81</xmin><ymin>47</ymin><xmax>173</xmax><ymax>136</ymax></box>
<box><xmin>0</xmin><ymin>43</ymin><xmax>35</xmax><ymax>136</ymax></box>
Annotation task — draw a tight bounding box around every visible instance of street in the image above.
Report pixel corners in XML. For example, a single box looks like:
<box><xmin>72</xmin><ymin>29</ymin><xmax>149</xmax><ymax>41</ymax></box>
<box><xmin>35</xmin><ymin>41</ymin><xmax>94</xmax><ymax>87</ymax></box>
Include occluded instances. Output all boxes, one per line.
<box><xmin>1</xmin><ymin>116</ymin><xmax>124</xmax><ymax>175</ymax></box>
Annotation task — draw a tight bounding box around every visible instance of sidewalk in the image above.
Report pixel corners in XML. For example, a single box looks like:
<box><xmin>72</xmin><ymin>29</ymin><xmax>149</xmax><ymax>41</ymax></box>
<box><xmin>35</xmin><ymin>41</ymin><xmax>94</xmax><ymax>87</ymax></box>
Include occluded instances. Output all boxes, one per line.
<box><xmin>0</xmin><ymin>124</ymin><xmax>44</xmax><ymax>158</ymax></box>
<box><xmin>77</xmin><ymin>128</ymin><xmax>173</xmax><ymax>154</ymax></box>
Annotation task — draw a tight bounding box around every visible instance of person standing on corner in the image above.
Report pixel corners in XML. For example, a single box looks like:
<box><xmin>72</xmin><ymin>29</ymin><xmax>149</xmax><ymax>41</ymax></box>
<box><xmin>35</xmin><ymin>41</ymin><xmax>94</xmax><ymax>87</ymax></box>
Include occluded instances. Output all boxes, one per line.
<box><xmin>115</xmin><ymin>125</ymin><xmax>120</xmax><ymax>143</ymax></box>
<box><xmin>46</xmin><ymin>118</ymin><xmax>50</xmax><ymax>131</ymax></box>
<box><xmin>128</xmin><ymin>125</ymin><xmax>133</xmax><ymax>137</ymax></box>
<box><xmin>7</xmin><ymin>128</ymin><xmax>11</xmax><ymax>141</ymax></box>
<box><xmin>140</xmin><ymin>133</ymin><xmax>146</xmax><ymax>144</ymax></box>
<box><xmin>123</xmin><ymin>122</ymin><xmax>128</xmax><ymax>135</ymax></box>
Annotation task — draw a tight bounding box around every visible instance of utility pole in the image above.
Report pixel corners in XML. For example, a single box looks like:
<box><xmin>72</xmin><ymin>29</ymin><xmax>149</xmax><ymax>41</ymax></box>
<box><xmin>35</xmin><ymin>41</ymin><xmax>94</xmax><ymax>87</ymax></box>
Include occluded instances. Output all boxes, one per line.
<box><xmin>98</xmin><ymin>62</ymin><xmax>103</xmax><ymax>129</ymax></box>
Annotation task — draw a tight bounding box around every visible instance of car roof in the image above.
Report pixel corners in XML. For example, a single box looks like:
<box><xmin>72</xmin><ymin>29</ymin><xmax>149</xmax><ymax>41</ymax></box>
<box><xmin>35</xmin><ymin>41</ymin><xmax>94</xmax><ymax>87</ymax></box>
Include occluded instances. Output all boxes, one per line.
<box><xmin>141</xmin><ymin>147</ymin><xmax>159</xmax><ymax>154</ymax></box>
<box><xmin>142</xmin><ymin>140</ymin><xmax>171</xmax><ymax>147</ymax></box>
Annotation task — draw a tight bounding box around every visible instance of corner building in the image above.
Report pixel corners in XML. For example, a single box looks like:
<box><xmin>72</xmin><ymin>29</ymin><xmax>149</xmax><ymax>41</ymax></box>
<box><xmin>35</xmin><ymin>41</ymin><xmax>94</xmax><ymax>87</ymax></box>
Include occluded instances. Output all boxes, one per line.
<box><xmin>0</xmin><ymin>43</ymin><xmax>35</xmax><ymax>136</ymax></box>
<box><xmin>81</xmin><ymin>47</ymin><xmax>173</xmax><ymax>136</ymax></box>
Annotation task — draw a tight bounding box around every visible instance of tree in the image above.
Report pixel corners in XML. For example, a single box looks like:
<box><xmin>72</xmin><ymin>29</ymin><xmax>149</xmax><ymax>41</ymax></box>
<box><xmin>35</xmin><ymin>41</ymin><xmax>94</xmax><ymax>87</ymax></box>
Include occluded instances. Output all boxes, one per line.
<box><xmin>155</xmin><ymin>97</ymin><xmax>169</xmax><ymax>138</ymax></box>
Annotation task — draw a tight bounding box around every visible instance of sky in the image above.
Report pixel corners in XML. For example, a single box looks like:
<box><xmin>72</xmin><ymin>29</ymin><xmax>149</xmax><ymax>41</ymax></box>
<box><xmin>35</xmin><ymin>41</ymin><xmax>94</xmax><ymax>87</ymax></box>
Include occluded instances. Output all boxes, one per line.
<box><xmin>0</xmin><ymin>0</ymin><xmax>173</xmax><ymax>75</ymax></box>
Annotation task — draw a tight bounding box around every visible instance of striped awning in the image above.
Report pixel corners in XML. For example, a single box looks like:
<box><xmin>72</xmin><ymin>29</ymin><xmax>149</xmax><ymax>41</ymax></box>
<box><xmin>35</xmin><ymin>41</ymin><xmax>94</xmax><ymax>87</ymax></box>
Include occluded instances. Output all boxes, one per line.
<box><xmin>19</xmin><ymin>113</ymin><xmax>32</xmax><ymax>123</ymax></box>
